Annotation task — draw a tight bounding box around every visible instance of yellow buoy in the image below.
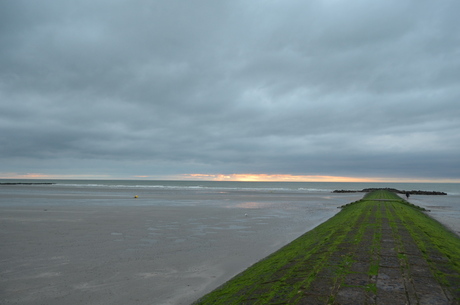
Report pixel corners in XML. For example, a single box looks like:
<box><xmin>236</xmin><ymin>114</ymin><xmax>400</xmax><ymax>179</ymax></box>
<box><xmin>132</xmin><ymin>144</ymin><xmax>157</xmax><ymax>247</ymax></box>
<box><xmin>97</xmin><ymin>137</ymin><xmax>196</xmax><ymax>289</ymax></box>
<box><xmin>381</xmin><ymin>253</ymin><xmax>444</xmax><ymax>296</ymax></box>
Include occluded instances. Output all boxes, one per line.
<box><xmin>134</xmin><ymin>195</ymin><xmax>138</xmax><ymax>199</ymax></box>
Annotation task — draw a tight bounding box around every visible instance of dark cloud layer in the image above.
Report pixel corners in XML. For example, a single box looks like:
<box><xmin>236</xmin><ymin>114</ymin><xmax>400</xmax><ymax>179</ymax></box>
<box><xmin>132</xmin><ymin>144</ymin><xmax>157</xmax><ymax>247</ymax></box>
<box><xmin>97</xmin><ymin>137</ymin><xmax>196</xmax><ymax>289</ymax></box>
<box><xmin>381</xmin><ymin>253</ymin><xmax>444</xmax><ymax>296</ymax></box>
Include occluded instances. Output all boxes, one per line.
<box><xmin>1</xmin><ymin>0</ymin><xmax>459</xmax><ymax>180</ymax></box>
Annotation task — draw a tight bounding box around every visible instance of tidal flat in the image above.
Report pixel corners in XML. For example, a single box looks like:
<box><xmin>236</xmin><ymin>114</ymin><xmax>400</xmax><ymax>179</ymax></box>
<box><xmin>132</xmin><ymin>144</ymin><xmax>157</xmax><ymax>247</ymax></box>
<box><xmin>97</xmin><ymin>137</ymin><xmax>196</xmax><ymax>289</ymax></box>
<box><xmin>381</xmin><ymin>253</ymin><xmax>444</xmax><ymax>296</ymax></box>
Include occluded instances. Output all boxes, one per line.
<box><xmin>0</xmin><ymin>184</ymin><xmax>363</xmax><ymax>305</ymax></box>
<box><xmin>1</xmin><ymin>183</ymin><xmax>459</xmax><ymax>304</ymax></box>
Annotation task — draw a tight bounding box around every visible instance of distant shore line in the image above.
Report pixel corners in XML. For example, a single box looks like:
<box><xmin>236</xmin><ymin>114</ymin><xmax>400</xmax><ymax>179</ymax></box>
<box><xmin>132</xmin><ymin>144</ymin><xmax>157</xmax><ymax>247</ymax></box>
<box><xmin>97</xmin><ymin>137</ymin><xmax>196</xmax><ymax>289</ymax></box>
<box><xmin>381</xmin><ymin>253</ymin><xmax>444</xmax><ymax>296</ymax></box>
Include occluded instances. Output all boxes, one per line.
<box><xmin>0</xmin><ymin>184</ymin><xmax>449</xmax><ymax>195</ymax></box>
<box><xmin>332</xmin><ymin>187</ymin><xmax>447</xmax><ymax>195</ymax></box>
<box><xmin>0</xmin><ymin>183</ymin><xmax>55</xmax><ymax>185</ymax></box>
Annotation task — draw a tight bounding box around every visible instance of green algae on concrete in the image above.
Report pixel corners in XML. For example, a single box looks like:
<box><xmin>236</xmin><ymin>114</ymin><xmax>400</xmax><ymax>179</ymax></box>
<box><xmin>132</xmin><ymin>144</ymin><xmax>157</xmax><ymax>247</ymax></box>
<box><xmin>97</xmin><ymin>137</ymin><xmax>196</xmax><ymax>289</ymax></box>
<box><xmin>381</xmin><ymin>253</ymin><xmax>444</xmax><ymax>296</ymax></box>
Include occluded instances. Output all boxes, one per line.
<box><xmin>194</xmin><ymin>190</ymin><xmax>460</xmax><ymax>304</ymax></box>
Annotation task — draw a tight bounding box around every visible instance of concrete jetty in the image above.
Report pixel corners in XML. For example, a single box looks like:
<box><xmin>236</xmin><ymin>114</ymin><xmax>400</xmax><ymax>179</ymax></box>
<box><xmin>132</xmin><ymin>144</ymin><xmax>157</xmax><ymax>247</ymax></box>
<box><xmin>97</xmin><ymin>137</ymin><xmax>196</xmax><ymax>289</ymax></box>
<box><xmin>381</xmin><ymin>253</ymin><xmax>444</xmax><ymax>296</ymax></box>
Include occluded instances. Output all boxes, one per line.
<box><xmin>195</xmin><ymin>190</ymin><xmax>460</xmax><ymax>304</ymax></box>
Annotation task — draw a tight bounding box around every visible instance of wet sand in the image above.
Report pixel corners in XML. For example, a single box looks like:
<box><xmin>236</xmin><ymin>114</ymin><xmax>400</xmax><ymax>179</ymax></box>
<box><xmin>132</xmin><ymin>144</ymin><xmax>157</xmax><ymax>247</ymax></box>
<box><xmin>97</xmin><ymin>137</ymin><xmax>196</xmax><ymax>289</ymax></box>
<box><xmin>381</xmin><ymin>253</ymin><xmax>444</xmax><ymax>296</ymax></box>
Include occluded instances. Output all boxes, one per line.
<box><xmin>0</xmin><ymin>191</ymin><xmax>358</xmax><ymax>305</ymax></box>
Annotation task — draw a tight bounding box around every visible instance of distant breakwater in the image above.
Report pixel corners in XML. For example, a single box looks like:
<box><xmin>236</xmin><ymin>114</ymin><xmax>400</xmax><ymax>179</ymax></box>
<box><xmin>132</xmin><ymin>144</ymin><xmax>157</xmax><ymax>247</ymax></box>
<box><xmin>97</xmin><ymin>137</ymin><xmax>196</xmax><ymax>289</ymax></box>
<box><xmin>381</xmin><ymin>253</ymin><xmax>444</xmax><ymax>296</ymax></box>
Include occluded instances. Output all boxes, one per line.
<box><xmin>332</xmin><ymin>187</ymin><xmax>447</xmax><ymax>195</ymax></box>
<box><xmin>0</xmin><ymin>183</ymin><xmax>54</xmax><ymax>185</ymax></box>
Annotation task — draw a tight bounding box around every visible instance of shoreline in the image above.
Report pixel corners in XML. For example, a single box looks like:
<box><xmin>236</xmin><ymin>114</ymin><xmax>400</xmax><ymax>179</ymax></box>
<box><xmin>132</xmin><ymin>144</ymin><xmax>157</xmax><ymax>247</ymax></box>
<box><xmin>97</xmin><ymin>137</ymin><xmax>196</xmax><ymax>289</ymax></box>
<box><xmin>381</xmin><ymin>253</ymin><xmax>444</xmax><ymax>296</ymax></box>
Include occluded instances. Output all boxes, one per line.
<box><xmin>0</xmin><ymin>201</ymin><xmax>341</xmax><ymax>305</ymax></box>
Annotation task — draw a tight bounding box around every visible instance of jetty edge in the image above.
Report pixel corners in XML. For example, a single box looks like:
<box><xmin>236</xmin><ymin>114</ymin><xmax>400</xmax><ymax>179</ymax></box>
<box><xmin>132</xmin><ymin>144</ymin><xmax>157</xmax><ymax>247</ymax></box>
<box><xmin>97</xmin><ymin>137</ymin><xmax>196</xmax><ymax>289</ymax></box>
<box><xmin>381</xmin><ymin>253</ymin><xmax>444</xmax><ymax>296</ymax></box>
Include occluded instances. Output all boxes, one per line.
<box><xmin>193</xmin><ymin>190</ymin><xmax>460</xmax><ymax>304</ymax></box>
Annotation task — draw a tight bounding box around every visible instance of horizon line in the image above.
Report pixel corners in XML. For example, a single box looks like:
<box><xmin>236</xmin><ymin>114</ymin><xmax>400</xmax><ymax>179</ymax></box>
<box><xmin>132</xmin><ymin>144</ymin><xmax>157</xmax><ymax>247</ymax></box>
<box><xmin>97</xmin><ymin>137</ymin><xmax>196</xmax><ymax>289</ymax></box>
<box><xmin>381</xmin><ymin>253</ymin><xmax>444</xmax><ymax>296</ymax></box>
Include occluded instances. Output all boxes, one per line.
<box><xmin>1</xmin><ymin>173</ymin><xmax>459</xmax><ymax>183</ymax></box>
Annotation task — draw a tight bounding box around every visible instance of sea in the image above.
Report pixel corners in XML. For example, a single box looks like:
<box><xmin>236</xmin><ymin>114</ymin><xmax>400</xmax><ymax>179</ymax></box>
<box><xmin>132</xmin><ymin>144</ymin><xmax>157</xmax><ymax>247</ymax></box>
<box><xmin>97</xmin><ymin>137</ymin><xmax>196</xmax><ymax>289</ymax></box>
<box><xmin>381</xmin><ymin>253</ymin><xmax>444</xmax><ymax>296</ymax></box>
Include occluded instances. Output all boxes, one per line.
<box><xmin>1</xmin><ymin>179</ymin><xmax>459</xmax><ymax>233</ymax></box>
<box><xmin>1</xmin><ymin>179</ymin><xmax>459</xmax><ymax>194</ymax></box>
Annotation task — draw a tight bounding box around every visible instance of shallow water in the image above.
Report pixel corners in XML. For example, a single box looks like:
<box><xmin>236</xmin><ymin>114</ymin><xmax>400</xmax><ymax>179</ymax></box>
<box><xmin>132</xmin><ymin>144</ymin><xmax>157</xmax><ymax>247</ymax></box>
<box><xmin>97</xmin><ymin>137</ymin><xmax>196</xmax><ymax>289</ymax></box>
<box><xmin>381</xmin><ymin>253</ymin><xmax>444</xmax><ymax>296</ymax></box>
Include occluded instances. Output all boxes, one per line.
<box><xmin>408</xmin><ymin>193</ymin><xmax>460</xmax><ymax>235</ymax></box>
<box><xmin>0</xmin><ymin>181</ymin><xmax>458</xmax><ymax>304</ymax></box>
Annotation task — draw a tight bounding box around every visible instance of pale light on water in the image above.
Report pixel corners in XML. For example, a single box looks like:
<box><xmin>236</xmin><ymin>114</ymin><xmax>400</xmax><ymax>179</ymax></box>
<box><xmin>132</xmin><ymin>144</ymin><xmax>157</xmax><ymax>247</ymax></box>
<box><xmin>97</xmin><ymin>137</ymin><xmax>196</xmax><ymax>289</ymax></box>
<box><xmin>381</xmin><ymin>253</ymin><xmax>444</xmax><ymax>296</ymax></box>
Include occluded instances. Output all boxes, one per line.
<box><xmin>1</xmin><ymin>179</ymin><xmax>459</xmax><ymax>194</ymax></box>
<box><xmin>1</xmin><ymin>179</ymin><xmax>459</xmax><ymax>234</ymax></box>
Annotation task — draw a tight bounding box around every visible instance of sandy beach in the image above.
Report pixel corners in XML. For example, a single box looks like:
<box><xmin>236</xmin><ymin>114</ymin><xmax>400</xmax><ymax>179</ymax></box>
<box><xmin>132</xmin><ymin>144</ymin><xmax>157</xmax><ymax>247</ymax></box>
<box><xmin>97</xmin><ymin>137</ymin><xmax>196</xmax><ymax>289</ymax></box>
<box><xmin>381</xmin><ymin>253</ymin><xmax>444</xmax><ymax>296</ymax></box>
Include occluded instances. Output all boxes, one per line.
<box><xmin>1</xmin><ymin>183</ymin><xmax>458</xmax><ymax>304</ymax></box>
<box><xmin>2</xmin><ymin>205</ymin><xmax>319</xmax><ymax>305</ymax></box>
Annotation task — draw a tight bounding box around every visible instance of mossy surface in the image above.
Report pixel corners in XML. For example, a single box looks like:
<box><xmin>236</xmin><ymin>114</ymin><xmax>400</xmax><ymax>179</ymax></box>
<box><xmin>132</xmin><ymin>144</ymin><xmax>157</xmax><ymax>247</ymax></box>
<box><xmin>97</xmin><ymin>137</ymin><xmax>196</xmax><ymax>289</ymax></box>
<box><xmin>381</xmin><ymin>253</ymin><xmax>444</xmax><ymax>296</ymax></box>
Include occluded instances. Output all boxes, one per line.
<box><xmin>194</xmin><ymin>190</ymin><xmax>460</xmax><ymax>304</ymax></box>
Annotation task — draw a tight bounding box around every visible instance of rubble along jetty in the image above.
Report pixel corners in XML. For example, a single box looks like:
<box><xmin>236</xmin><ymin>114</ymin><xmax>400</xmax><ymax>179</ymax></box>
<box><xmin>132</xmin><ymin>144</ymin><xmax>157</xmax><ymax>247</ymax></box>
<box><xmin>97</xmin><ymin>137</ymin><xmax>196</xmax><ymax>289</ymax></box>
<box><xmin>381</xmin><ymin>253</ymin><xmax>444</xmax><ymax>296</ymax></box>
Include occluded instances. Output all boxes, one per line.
<box><xmin>332</xmin><ymin>187</ymin><xmax>447</xmax><ymax>195</ymax></box>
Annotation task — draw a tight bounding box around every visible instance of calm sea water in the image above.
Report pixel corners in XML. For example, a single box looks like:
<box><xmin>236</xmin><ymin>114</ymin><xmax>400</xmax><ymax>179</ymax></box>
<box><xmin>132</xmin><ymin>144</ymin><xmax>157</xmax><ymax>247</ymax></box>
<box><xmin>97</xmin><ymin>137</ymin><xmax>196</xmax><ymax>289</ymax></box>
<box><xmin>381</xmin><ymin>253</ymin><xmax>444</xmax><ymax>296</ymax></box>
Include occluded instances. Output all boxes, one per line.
<box><xmin>1</xmin><ymin>179</ymin><xmax>459</xmax><ymax>194</ymax></box>
<box><xmin>1</xmin><ymin>180</ymin><xmax>459</xmax><ymax>235</ymax></box>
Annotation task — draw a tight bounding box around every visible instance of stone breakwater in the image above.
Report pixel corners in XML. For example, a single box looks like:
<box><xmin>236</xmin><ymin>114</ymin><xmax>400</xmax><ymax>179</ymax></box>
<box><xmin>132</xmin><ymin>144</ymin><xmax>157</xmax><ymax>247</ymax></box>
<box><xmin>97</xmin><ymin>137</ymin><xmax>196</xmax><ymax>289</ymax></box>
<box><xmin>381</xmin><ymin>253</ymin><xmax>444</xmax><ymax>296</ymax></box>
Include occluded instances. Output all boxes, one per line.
<box><xmin>194</xmin><ymin>190</ymin><xmax>459</xmax><ymax>304</ymax></box>
<box><xmin>332</xmin><ymin>188</ymin><xmax>447</xmax><ymax>195</ymax></box>
<box><xmin>0</xmin><ymin>183</ymin><xmax>54</xmax><ymax>185</ymax></box>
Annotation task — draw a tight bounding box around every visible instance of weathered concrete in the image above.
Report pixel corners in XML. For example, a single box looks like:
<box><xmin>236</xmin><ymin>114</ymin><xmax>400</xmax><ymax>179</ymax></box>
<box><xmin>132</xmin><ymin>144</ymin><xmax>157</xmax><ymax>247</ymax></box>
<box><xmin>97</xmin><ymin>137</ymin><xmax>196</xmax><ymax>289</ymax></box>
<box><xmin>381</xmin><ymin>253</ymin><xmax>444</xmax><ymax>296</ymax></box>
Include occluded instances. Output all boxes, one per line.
<box><xmin>298</xmin><ymin>200</ymin><xmax>458</xmax><ymax>304</ymax></box>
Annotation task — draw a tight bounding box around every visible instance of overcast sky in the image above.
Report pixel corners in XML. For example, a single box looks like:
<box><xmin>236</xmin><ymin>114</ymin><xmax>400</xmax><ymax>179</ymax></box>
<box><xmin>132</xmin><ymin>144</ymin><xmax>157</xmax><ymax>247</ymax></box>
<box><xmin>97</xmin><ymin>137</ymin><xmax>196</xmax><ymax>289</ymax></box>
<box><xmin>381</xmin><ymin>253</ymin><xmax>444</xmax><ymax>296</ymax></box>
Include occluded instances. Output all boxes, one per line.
<box><xmin>1</xmin><ymin>0</ymin><xmax>459</xmax><ymax>181</ymax></box>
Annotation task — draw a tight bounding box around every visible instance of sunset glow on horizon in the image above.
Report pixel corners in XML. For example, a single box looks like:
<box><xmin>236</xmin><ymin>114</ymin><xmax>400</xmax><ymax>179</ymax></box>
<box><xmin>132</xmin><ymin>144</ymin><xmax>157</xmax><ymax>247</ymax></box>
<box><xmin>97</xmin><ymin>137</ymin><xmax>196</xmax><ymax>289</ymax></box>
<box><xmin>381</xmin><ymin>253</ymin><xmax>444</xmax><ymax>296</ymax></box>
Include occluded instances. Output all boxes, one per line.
<box><xmin>182</xmin><ymin>174</ymin><xmax>375</xmax><ymax>182</ymax></box>
<box><xmin>178</xmin><ymin>174</ymin><xmax>460</xmax><ymax>183</ymax></box>
<box><xmin>1</xmin><ymin>172</ymin><xmax>460</xmax><ymax>183</ymax></box>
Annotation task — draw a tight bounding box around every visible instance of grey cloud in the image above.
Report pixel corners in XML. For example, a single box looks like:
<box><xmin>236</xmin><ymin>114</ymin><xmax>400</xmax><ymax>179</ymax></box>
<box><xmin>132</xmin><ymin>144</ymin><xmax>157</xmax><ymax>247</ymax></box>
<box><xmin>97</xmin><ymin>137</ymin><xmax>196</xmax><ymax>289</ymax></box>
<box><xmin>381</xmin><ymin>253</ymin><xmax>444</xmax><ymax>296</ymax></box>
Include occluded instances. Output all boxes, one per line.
<box><xmin>1</xmin><ymin>0</ymin><xmax>459</xmax><ymax>180</ymax></box>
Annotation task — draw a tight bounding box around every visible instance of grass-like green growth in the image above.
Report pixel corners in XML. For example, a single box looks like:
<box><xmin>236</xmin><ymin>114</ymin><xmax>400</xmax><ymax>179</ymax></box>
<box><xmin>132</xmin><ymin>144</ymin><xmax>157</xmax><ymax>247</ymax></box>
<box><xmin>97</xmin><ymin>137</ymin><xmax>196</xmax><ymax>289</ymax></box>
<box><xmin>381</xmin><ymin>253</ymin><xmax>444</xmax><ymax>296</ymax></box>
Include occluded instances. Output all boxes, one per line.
<box><xmin>194</xmin><ymin>190</ymin><xmax>460</xmax><ymax>304</ymax></box>
<box><xmin>389</xmin><ymin>196</ymin><xmax>460</xmax><ymax>287</ymax></box>
<box><xmin>194</xmin><ymin>197</ymin><xmax>369</xmax><ymax>304</ymax></box>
